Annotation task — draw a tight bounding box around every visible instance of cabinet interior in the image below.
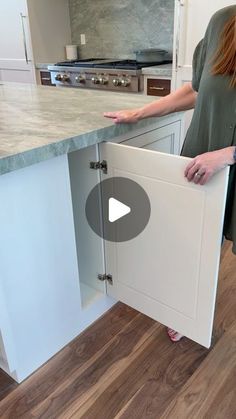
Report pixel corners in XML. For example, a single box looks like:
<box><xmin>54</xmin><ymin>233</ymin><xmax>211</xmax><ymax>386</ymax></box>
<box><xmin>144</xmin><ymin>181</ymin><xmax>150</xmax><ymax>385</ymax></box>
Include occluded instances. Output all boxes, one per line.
<box><xmin>67</xmin><ymin>121</ymin><xmax>181</xmax><ymax>308</ymax></box>
<box><xmin>68</xmin><ymin>145</ymin><xmax>106</xmax><ymax>309</ymax></box>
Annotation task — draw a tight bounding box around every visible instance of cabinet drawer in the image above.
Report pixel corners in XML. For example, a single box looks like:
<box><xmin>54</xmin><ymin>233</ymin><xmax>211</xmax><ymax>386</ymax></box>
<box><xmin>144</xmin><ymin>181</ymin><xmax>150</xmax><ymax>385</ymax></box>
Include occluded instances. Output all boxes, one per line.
<box><xmin>147</xmin><ymin>78</ymin><xmax>171</xmax><ymax>97</ymax></box>
<box><xmin>40</xmin><ymin>71</ymin><xmax>55</xmax><ymax>86</ymax></box>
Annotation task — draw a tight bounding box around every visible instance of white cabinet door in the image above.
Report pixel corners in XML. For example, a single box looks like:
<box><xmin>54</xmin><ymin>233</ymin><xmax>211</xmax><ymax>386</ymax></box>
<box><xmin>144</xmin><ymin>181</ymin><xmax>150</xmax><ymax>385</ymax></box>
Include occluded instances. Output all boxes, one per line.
<box><xmin>100</xmin><ymin>142</ymin><xmax>229</xmax><ymax>348</ymax></box>
<box><xmin>0</xmin><ymin>0</ymin><xmax>35</xmax><ymax>83</ymax></box>
<box><xmin>120</xmin><ymin>121</ymin><xmax>181</xmax><ymax>155</ymax></box>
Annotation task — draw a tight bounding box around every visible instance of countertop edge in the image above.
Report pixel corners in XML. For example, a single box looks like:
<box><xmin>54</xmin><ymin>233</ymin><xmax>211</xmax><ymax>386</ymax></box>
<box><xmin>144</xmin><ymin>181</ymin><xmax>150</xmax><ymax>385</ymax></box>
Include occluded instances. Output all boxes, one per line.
<box><xmin>0</xmin><ymin>114</ymin><xmax>181</xmax><ymax>176</ymax></box>
<box><xmin>141</xmin><ymin>64</ymin><xmax>173</xmax><ymax>77</ymax></box>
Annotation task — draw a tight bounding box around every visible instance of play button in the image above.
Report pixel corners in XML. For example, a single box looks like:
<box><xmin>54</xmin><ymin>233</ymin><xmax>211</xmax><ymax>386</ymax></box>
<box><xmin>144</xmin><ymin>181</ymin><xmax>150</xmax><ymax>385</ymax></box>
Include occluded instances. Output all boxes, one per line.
<box><xmin>109</xmin><ymin>198</ymin><xmax>131</xmax><ymax>222</ymax></box>
<box><xmin>85</xmin><ymin>176</ymin><xmax>151</xmax><ymax>242</ymax></box>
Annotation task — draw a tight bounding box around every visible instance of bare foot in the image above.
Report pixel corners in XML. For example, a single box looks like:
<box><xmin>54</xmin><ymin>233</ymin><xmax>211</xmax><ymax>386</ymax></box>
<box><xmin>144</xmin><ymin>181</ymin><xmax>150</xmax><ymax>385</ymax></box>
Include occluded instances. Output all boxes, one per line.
<box><xmin>167</xmin><ymin>327</ymin><xmax>184</xmax><ymax>342</ymax></box>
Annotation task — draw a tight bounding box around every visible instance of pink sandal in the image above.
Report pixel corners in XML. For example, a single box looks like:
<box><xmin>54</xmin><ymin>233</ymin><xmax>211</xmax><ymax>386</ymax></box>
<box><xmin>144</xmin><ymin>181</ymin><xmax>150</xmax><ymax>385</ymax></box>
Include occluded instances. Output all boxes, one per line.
<box><xmin>167</xmin><ymin>327</ymin><xmax>184</xmax><ymax>342</ymax></box>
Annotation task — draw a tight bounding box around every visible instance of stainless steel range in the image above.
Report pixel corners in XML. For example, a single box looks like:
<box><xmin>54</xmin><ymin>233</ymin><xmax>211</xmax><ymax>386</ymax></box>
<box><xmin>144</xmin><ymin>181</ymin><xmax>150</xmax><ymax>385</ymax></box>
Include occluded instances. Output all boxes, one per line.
<box><xmin>48</xmin><ymin>58</ymin><xmax>172</xmax><ymax>93</ymax></box>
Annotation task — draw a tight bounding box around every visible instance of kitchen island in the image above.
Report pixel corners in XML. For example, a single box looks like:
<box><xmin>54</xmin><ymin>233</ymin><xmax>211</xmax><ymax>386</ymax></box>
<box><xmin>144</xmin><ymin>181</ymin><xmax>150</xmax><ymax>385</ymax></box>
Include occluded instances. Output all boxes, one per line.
<box><xmin>0</xmin><ymin>82</ymin><xmax>181</xmax><ymax>175</ymax></box>
<box><xmin>0</xmin><ymin>83</ymin><xmax>184</xmax><ymax>382</ymax></box>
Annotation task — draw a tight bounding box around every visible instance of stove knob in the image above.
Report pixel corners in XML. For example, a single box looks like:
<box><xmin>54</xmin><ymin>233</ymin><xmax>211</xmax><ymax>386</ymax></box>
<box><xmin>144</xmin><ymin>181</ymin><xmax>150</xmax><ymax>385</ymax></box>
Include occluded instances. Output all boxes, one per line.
<box><xmin>75</xmin><ymin>75</ymin><xmax>85</xmax><ymax>83</ymax></box>
<box><xmin>112</xmin><ymin>78</ymin><xmax>121</xmax><ymax>87</ymax></box>
<box><xmin>62</xmin><ymin>74</ymin><xmax>70</xmax><ymax>82</ymax></box>
<box><xmin>99</xmin><ymin>77</ymin><xmax>108</xmax><ymax>85</ymax></box>
<box><xmin>91</xmin><ymin>76</ymin><xmax>100</xmax><ymax>84</ymax></box>
<box><xmin>55</xmin><ymin>74</ymin><xmax>63</xmax><ymax>81</ymax></box>
<box><xmin>121</xmin><ymin>78</ymin><xmax>131</xmax><ymax>87</ymax></box>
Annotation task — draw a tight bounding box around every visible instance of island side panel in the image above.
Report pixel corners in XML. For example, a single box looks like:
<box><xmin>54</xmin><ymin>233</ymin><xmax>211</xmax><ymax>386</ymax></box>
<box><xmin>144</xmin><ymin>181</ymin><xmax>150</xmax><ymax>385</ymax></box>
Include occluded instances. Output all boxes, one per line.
<box><xmin>0</xmin><ymin>155</ymin><xmax>82</xmax><ymax>382</ymax></box>
<box><xmin>0</xmin><ymin>150</ymin><xmax>116</xmax><ymax>383</ymax></box>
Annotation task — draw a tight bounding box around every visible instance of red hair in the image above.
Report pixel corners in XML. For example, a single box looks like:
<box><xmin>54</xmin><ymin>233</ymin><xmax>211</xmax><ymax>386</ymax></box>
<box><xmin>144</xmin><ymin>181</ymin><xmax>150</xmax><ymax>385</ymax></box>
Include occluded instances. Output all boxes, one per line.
<box><xmin>212</xmin><ymin>15</ymin><xmax>236</xmax><ymax>88</ymax></box>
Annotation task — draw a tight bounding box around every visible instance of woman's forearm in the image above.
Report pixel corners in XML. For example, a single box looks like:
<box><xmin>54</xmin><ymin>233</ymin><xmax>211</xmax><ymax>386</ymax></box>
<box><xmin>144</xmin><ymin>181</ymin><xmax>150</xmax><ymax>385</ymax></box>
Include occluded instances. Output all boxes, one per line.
<box><xmin>104</xmin><ymin>82</ymin><xmax>197</xmax><ymax>124</ymax></box>
<box><xmin>138</xmin><ymin>82</ymin><xmax>197</xmax><ymax>119</ymax></box>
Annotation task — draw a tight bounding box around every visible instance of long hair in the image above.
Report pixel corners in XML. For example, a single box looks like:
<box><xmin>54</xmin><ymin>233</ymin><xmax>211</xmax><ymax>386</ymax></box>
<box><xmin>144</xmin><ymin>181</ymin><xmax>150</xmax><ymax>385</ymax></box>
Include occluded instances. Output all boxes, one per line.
<box><xmin>212</xmin><ymin>15</ymin><xmax>236</xmax><ymax>88</ymax></box>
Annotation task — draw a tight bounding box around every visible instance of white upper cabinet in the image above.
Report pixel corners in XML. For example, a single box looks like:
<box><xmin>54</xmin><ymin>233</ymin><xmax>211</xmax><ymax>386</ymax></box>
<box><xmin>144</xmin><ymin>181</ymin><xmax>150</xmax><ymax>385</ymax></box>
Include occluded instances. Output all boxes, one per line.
<box><xmin>0</xmin><ymin>0</ymin><xmax>30</xmax><ymax>63</ymax></box>
<box><xmin>172</xmin><ymin>0</ymin><xmax>236</xmax><ymax>88</ymax></box>
<box><xmin>0</xmin><ymin>0</ymin><xmax>35</xmax><ymax>82</ymax></box>
<box><xmin>0</xmin><ymin>0</ymin><xmax>71</xmax><ymax>83</ymax></box>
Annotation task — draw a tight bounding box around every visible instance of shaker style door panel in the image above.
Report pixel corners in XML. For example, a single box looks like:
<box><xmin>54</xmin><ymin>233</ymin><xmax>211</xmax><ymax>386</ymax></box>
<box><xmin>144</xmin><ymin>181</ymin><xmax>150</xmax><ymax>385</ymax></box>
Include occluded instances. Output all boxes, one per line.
<box><xmin>100</xmin><ymin>142</ymin><xmax>229</xmax><ymax>348</ymax></box>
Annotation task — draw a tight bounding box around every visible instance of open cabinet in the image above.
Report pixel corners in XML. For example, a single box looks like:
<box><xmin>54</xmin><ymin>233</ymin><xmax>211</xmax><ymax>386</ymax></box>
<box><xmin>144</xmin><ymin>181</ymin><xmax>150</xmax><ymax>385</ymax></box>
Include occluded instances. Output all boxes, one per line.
<box><xmin>68</xmin><ymin>120</ymin><xmax>182</xmax><ymax>308</ymax></box>
<box><xmin>0</xmin><ymin>116</ymin><xmax>228</xmax><ymax>383</ymax></box>
<box><xmin>68</xmin><ymin>125</ymin><xmax>228</xmax><ymax>349</ymax></box>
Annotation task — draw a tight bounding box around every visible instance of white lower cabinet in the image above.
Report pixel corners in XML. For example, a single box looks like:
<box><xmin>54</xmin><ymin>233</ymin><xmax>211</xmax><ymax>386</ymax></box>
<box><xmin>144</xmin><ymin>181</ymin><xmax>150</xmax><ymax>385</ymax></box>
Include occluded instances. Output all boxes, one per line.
<box><xmin>0</xmin><ymin>118</ymin><xmax>229</xmax><ymax>383</ymax></box>
<box><xmin>120</xmin><ymin>120</ymin><xmax>181</xmax><ymax>154</ymax></box>
<box><xmin>68</xmin><ymin>144</ymin><xmax>111</xmax><ymax>309</ymax></box>
<box><xmin>0</xmin><ymin>153</ymin><xmax>114</xmax><ymax>383</ymax></box>
<box><xmin>68</xmin><ymin>120</ymin><xmax>182</xmax><ymax>310</ymax></box>
<box><xmin>69</xmin><ymin>120</ymin><xmax>228</xmax><ymax>351</ymax></box>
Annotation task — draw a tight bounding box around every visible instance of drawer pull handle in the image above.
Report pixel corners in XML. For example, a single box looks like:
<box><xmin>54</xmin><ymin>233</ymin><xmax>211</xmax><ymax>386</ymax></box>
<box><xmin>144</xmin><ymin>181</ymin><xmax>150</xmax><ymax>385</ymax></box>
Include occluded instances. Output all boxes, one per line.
<box><xmin>20</xmin><ymin>13</ymin><xmax>31</xmax><ymax>64</ymax></box>
<box><xmin>149</xmin><ymin>86</ymin><xmax>165</xmax><ymax>91</ymax></box>
<box><xmin>41</xmin><ymin>77</ymin><xmax>51</xmax><ymax>81</ymax></box>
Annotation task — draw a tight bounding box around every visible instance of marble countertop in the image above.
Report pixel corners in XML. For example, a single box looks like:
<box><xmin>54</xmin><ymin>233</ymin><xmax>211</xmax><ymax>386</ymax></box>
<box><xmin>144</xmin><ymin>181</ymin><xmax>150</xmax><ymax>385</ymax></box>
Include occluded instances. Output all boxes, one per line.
<box><xmin>0</xmin><ymin>82</ymin><xmax>175</xmax><ymax>176</ymax></box>
<box><xmin>142</xmin><ymin>64</ymin><xmax>172</xmax><ymax>77</ymax></box>
<box><xmin>35</xmin><ymin>63</ymin><xmax>54</xmax><ymax>70</ymax></box>
<box><xmin>35</xmin><ymin>63</ymin><xmax>173</xmax><ymax>76</ymax></box>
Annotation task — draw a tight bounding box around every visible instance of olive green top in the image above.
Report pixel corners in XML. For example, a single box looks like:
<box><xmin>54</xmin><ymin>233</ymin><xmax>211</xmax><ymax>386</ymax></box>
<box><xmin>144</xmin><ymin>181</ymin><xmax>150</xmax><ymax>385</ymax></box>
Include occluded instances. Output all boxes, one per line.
<box><xmin>181</xmin><ymin>5</ymin><xmax>236</xmax><ymax>253</ymax></box>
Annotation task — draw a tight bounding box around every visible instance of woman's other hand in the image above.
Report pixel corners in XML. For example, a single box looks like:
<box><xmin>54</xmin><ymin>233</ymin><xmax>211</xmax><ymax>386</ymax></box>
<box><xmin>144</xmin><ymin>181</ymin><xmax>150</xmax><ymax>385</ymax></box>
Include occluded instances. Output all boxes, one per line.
<box><xmin>104</xmin><ymin>109</ymin><xmax>141</xmax><ymax>124</ymax></box>
<box><xmin>184</xmin><ymin>147</ymin><xmax>235</xmax><ymax>185</ymax></box>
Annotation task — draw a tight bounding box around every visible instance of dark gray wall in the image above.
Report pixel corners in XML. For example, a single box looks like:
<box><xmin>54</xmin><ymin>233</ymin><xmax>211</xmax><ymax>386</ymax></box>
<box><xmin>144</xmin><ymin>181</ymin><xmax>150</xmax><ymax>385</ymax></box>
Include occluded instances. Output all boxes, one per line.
<box><xmin>69</xmin><ymin>0</ymin><xmax>174</xmax><ymax>59</ymax></box>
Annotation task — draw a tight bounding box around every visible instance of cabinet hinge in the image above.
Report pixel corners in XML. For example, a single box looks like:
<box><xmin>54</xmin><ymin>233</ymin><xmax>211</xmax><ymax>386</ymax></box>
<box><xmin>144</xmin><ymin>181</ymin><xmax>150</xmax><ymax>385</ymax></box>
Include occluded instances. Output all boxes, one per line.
<box><xmin>98</xmin><ymin>273</ymin><xmax>113</xmax><ymax>285</ymax></box>
<box><xmin>90</xmin><ymin>160</ymin><xmax>107</xmax><ymax>174</ymax></box>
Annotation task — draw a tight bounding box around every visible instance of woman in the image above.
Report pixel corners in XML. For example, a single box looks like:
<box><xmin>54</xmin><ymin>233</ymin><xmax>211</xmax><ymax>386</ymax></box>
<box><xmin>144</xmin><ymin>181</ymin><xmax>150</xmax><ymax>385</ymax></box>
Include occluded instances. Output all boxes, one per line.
<box><xmin>104</xmin><ymin>5</ymin><xmax>236</xmax><ymax>342</ymax></box>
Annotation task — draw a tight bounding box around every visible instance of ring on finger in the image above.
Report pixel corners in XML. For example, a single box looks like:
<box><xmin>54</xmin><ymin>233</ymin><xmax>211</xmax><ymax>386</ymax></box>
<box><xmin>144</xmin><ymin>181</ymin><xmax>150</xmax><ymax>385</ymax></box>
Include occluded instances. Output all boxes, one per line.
<box><xmin>194</xmin><ymin>171</ymin><xmax>203</xmax><ymax>178</ymax></box>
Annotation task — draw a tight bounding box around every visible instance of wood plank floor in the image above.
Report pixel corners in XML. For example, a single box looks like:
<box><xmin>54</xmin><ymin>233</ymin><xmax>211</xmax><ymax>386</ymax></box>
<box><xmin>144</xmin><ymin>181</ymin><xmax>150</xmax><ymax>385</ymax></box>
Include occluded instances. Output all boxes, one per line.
<box><xmin>0</xmin><ymin>240</ymin><xmax>236</xmax><ymax>418</ymax></box>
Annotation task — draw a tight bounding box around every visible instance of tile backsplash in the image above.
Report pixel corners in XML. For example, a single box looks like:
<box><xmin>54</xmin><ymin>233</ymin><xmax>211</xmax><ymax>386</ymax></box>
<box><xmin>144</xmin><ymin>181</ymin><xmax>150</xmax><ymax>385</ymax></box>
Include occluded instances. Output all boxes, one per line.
<box><xmin>69</xmin><ymin>0</ymin><xmax>174</xmax><ymax>59</ymax></box>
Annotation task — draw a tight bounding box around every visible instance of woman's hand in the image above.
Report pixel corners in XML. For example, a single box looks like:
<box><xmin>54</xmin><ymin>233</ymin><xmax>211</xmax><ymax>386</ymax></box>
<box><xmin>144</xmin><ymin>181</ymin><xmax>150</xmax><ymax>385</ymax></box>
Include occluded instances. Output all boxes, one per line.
<box><xmin>185</xmin><ymin>147</ymin><xmax>235</xmax><ymax>185</ymax></box>
<box><xmin>104</xmin><ymin>83</ymin><xmax>198</xmax><ymax>124</ymax></box>
<box><xmin>104</xmin><ymin>108</ymin><xmax>141</xmax><ymax>124</ymax></box>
